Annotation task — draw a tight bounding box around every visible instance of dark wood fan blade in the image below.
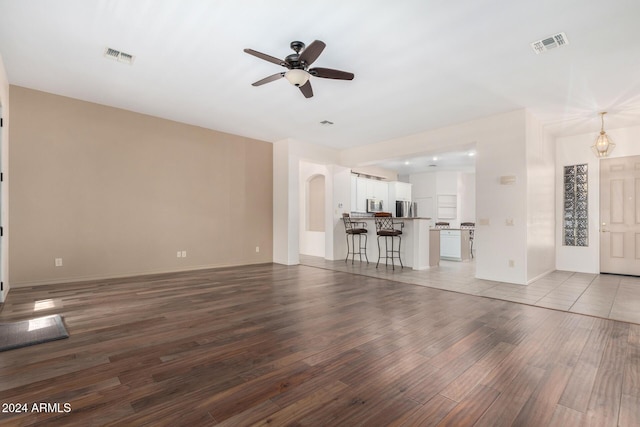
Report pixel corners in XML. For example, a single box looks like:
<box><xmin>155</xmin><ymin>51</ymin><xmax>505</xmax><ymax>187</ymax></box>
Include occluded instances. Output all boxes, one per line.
<box><xmin>244</xmin><ymin>48</ymin><xmax>286</xmax><ymax>67</ymax></box>
<box><xmin>310</xmin><ymin>67</ymin><xmax>355</xmax><ymax>80</ymax></box>
<box><xmin>298</xmin><ymin>40</ymin><xmax>326</xmax><ymax>66</ymax></box>
<box><xmin>251</xmin><ymin>72</ymin><xmax>285</xmax><ymax>86</ymax></box>
<box><xmin>299</xmin><ymin>81</ymin><xmax>313</xmax><ymax>98</ymax></box>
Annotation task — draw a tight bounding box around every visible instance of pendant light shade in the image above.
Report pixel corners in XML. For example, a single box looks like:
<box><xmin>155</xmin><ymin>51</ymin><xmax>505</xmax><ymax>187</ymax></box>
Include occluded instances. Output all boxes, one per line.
<box><xmin>591</xmin><ymin>112</ymin><xmax>615</xmax><ymax>158</ymax></box>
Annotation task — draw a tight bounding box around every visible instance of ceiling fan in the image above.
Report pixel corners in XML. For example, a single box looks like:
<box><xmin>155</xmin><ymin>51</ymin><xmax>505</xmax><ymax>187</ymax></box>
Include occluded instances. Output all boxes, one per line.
<box><xmin>244</xmin><ymin>40</ymin><xmax>354</xmax><ymax>98</ymax></box>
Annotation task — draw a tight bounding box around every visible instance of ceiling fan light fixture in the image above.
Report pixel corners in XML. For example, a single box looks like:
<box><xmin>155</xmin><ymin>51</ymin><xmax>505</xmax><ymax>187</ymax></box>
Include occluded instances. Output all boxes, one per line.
<box><xmin>285</xmin><ymin>69</ymin><xmax>310</xmax><ymax>87</ymax></box>
<box><xmin>591</xmin><ymin>112</ymin><xmax>615</xmax><ymax>158</ymax></box>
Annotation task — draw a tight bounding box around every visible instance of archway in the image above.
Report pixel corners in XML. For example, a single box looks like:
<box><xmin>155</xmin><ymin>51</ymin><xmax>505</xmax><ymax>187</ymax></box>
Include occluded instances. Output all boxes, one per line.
<box><xmin>307</xmin><ymin>174</ymin><xmax>325</xmax><ymax>232</ymax></box>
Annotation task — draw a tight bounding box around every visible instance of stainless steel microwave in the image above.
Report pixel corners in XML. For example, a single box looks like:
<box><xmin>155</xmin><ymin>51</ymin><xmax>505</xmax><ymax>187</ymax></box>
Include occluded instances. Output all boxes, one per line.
<box><xmin>366</xmin><ymin>199</ymin><xmax>384</xmax><ymax>213</ymax></box>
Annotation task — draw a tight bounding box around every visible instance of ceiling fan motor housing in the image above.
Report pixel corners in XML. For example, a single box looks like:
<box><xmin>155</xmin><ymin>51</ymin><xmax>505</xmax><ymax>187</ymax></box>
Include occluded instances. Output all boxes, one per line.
<box><xmin>285</xmin><ymin>54</ymin><xmax>302</xmax><ymax>69</ymax></box>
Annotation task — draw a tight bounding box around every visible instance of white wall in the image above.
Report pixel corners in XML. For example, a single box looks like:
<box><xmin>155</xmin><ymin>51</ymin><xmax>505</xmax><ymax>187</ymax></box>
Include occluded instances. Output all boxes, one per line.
<box><xmin>273</xmin><ymin>139</ymin><xmax>299</xmax><ymax>265</ymax></box>
<box><xmin>274</xmin><ymin>139</ymin><xmax>343</xmax><ymax>264</ymax></box>
<box><xmin>410</xmin><ymin>171</ymin><xmax>476</xmax><ymax>227</ymax></box>
<box><xmin>525</xmin><ymin>111</ymin><xmax>556</xmax><ymax>282</ymax></box>
<box><xmin>474</xmin><ymin>112</ymin><xmax>528</xmax><ymax>284</ymax></box>
<box><xmin>410</xmin><ymin>172</ymin><xmax>437</xmax><ymax>220</ymax></box>
<box><xmin>331</xmin><ymin>165</ymin><xmax>352</xmax><ymax>261</ymax></box>
<box><xmin>273</xmin><ymin>109</ymin><xmax>573</xmax><ymax>285</ymax></box>
<box><xmin>341</xmin><ymin>109</ymin><xmax>530</xmax><ymax>284</ymax></box>
<box><xmin>0</xmin><ymin>54</ymin><xmax>8</xmax><ymax>302</ymax></box>
<box><xmin>458</xmin><ymin>172</ymin><xmax>476</xmax><ymax>223</ymax></box>
<box><xmin>555</xmin><ymin>124</ymin><xmax>640</xmax><ymax>273</ymax></box>
<box><xmin>436</xmin><ymin>171</ymin><xmax>460</xmax><ymax>226</ymax></box>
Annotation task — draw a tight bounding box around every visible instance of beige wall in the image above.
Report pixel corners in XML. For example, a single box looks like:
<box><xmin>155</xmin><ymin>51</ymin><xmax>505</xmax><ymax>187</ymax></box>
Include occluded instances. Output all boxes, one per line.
<box><xmin>9</xmin><ymin>86</ymin><xmax>272</xmax><ymax>286</ymax></box>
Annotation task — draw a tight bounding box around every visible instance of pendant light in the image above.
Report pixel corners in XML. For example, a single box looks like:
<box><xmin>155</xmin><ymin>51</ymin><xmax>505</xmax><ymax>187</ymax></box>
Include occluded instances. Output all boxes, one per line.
<box><xmin>591</xmin><ymin>112</ymin><xmax>615</xmax><ymax>158</ymax></box>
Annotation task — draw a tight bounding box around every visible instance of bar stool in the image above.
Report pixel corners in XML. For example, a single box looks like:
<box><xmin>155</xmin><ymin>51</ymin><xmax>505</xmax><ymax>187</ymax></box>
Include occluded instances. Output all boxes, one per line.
<box><xmin>374</xmin><ymin>212</ymin><xmax>404</xmax><ymax>270</ymax></box>
<box><xmin>460</xmin><ymin>222</ymin><xmax>475</xmax><ymax>258</ymax></box>
<box><xmin>342</xmin><ymin>214</ymin><xmax>369</xmax><ymax>264</ymax></box>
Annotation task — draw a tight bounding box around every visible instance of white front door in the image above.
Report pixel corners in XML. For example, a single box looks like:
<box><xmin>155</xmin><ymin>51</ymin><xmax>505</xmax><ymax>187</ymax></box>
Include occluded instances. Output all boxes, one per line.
<box><xmin>600</xmin><ymin>155</ymin><xmax>640</xmax><ymax>275</ymax></box>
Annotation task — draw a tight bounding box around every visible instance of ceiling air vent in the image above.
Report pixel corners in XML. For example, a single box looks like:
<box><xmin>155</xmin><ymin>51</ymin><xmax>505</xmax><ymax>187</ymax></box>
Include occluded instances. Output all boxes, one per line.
<box><xmin>103</xmin><ymin>47</ymin><xmax>136</xmax><ymax>65</ymax></box>
<box><xmin>320</xmin><ymin>120</ymin><xmax>334</xmax><ymax>126</ymax></box>
<box><xmin>530</xmin><ymin>32</ymin><xmax>569</xmax><ymax>54</ymax></box>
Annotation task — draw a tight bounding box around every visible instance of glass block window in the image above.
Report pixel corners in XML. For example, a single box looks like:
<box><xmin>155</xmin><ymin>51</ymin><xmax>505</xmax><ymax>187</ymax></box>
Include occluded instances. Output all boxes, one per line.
<box><xmin>563</xmin><ymin>164</ymin><xmax>588</xmax><ymax>246</ymax></box>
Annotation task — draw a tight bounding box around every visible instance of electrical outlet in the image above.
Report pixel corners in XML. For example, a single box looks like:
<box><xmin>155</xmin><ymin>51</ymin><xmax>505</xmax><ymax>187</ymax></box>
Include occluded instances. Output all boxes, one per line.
<box><xmin>181</xmin><ymin>251</ymin><xmax>187</xmax><ymax>258</ymax></box>
<box><xmin>508</xmin><ymin>259</ymin><xmax>515</xmax><ymax>267</ymax></box>
<box><xmin>256</xmin><ymin>246</ymin><xmax>260</xmax><ymax>253</ymax></box>
<box><xmin>55</xmin><ymin>258</ymin><xmax>63</xmax><ymax>267</ymax></box>
<box><xmin>177</xmin><ymin>251</ymin><xmax>182</xmax><ymax>258</ymax></box>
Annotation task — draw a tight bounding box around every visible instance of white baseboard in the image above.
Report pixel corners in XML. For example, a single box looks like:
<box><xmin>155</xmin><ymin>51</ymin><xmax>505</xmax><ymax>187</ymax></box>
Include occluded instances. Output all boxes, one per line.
<box><xmin>9</xmin><ymin>261</ymin><xmax>273</xmax><ymax>288</ymax></box>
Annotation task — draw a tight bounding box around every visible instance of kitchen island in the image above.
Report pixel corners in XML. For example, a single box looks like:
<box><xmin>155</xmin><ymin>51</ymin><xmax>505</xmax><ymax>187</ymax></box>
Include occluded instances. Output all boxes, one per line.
<box><xmin>439</xmin><ymin>228</ymin><xmax>471</xmax><ymax>261</ymax></box>
<box><xmin>351</xmin><ymin>217</ymin><xmax>439</xmax><ymax>270</ymax></box>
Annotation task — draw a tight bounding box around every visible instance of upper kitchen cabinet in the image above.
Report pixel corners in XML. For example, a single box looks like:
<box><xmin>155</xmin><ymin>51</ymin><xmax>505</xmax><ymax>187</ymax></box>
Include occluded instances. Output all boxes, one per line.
<box><xmin>368</xmin><ymin>179</ymin><xmax>388</xmax><ymax>202</ymax></box>
<box><xmin>350</xmin><ymin>175</ymin><xmax>358</xmax><ymax>212</ymax></box>
<box><xmin>389</xmin><ymin>181</ymin><xmax>412</xmax><ymax>202</ymax></box>
<box><xmin>351</xmin><ymin>175</ymin><xmax>389</xmax><ymax>213</ymax></box>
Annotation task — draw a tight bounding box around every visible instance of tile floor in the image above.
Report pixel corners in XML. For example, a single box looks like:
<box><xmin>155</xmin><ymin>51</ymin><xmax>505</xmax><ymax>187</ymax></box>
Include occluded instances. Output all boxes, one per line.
<box><xmin>299</xmin><ymin>254</ymin><xmax>640</xmax><ymax>325</ymax></box>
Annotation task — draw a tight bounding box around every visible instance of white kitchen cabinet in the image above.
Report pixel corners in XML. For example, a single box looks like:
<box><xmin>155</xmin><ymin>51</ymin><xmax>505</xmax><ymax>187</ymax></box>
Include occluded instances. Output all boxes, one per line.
<box><xmin>355</xmin><ymin>177</ymin><xmax>368</xmax><ymax>212</ymax></box>
<box><xmin>388</xmin><ymin>181</ymin><xmax>412</xmax><ymax>216</ymax></box>
<box><xmin>389</xmin><ymin>181</ymin><xmax>411</xmax><ymax>201</ymax></box>
<box><xmin>396</xmin><ymin>182</ymin><xmax>412</xmax><ymax>201</ymax></box>
<box><xmin>373</xmin><ymin>180</ymin><xmax>388</xmax><ymax>208</ymax></box>
<box><xmin>440</xmin><ymin>229</ymin><xmax>470</xmax><ymax>261</ymax></box>
<box><xmin>351</xmin><ymin>175</ymin><xmax>388</xmax><ymax>213</ymax></box>
<box><xmin>350</xmin><ymin>175</ymin><xmax>358</xmax><ymax>212</ymax></box>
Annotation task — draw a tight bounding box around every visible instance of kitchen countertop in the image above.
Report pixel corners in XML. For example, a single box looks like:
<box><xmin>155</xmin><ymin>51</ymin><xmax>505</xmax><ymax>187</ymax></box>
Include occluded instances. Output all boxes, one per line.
<box><xmin>351</xmin><ymin>216</ymin><xmax>432</xmax><ymax>220</ymax></box>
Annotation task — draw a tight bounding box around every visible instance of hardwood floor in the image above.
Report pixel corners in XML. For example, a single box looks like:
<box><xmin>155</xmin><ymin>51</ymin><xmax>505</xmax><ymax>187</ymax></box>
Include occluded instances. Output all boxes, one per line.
<box><xmin>0</xmin><ymin>263</ymin><xmax>638</xmax><ymax>426</ymax></box>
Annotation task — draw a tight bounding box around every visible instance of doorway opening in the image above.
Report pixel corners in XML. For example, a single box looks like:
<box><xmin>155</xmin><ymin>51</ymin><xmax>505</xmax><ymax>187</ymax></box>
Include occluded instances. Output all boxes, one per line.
<box><xmin>299</xmin><ymin>163</ymin><xmax>328</xmax><ymax>258</ymax></box>
<box><xmin>307</xmin><ymin>175</ymin><xmax>325</xmax><ymax>232</ymax></box>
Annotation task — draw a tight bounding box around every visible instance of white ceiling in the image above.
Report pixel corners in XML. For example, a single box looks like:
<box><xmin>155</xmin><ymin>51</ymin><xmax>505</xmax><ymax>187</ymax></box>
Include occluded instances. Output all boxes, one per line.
<box><xmin>1</xmin><ymin>0</ymin><xmax>640</xmax><ymax>168</ymax></box>
<box><xmin>376</xmin><ymin>146</ymin><xmax>478</xmax><ymax>176</ymax></box>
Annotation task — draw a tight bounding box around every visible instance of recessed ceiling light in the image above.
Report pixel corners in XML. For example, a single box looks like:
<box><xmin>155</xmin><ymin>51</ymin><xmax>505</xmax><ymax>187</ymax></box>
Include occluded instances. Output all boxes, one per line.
<box><xmin>404</xmin><ymin>161</ymin><xmax>410</xmax><ymax>165</ymax></box>
<box><xmin>468</xmin><ymin>151</ymin><xmax>476</xmax><ymax>157</ymax></box>
<box><xmin>432</xmin><ymin>156</ymin><xmax>438</xmax><ymax>161</ymax></box>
